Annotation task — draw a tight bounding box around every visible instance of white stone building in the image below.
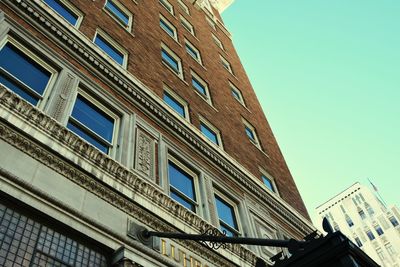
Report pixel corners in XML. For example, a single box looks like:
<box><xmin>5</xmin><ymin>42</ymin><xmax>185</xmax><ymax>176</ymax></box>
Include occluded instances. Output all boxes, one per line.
<box><xmin>316</xmin><ymin>182</ymin><xmax>400</xmax><ymax>267</ymax></box>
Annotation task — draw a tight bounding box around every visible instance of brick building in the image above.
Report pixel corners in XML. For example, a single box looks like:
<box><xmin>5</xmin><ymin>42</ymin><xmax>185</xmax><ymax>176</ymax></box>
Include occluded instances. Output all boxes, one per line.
<box><xmin>0</xmin><ymin>0</ymin><xmax>313</xmax><ymax>266</ymax></box>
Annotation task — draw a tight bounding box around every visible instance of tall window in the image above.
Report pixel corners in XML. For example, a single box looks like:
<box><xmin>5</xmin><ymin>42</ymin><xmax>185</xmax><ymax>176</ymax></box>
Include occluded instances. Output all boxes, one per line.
<box><xmin>358</xmin><ymin>209</ymin><xmax>366</xmax><ymax>220</ymax></box>
<box><xmin>43</xmin><ymin>0</ymin><xmax>82</xmax><ymax>27</ymax></box>
<box><xmin>168</xmin><ymin>159</ymin><xmax>197</xmax><ymax>212</ymax></box>
<box><xmin>220</xmin><ymin>55</ymin><xmax>233</xmax><ymax>74</ymax></box>
<box><xmin>0</xmin><ymin>39</ymin><xmax>55</xmax><ymax>106</ymax></box>
<box><xmin>230</xmin><ymin>82</ymin><xmax>245</xmax><ymax>106</ymax></box>
<box><xmin>161</xmin><ymin>44</ymin><xmax>182</xmax><ymax>78</ymax></box>
<box><xmin>67</xmin><ymin>94</ymin><xmax>116</xmax><ymax>154</ymax></box>
<box><xmin>385</xmin><ymin>243</ymin><xmax>395</xmax><ymax>255</ymax></box>
<box><xmin>389</xmin><ymin>216</ymin><xmax>399</xmax><ymax>227</ymax></box>
<box><xmin>375</xmin><ymin>225</ymin><xmax>384</xmax><ymax>236</ymax></box>
<box><xmin>215</xmin><ymin>195</ymin><xmax>239</xmax><ymax>237</ymax></box>
<box><xmin>366</xmin><ymin>230</ymin><xmax>375</xmax><ymax>241</ymax></box>
<box><xmin>160</xmin><ymin>15</ymin><xmax>178</xmax><ymax>41</ymax></box>
<box><xmin>243</xmin><ymin>119</ymin><xmax>261</xmax><ymax>149</ymax></box>
<box><xmin>185</xmin><ymin>40</ymin><xmax>202</xmax><ymax>65</ymax></box>
<box><xmin>178</xmin><ymin>0</ymin><xmax>190</xmax><ymax>15</ymax></box>
<box><xmin>346</xmin><ymin>215</ymin><xmax>354</xmax><ymax>227</ymax></box>
<box><xmin>180</xmin><ymin>16</ymin><xmax>195</xmax><ymax>36</ymax></box>
<box><xmin>104</xmin><ymin>0</ymin><xmax>132</xmax><ymax>31</ymax></box>
<box><xmin>94</xmin><ymin>31</ymin><xmax>127</xmax><ymax>67</ymax></box>
<box><xmin>199</xmin><ymin>117</ymin><xmax>222</xmax><ymax>147</ymax></box>
<box><xmin>163</xmin><ymin>88</ymin><xmax>189</xmax><ymax>120</ymax></box>
<box><xmin>190</xmin><ymin>71</ymin><xmax>211</xmax><ymax>104</ymax></box>
<box><xmin>354</xmin><ymin>237</ymin><xmax>363</xmax><ymax>247</ymax></box>
<box><xmin>159</xmin><ymin>0</ymin><xmax>174</xmax><ymax>15</ymax></box>
<box><xmin>262</xmin><ymin>175</ymin><xmax>275</xmax><ymax>192</ymax></box>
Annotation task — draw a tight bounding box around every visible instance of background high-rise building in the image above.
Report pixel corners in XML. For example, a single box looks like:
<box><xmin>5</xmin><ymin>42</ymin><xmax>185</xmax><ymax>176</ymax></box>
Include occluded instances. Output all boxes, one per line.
<box><xmin>316</xmin><ymin>182</ymin><xmax>400</xmax><ymax>267</ymax></box>
<box><xmin>0</xmin><ymin>0</ymin><xmax>314</xmax><ymax>266</ymax></box>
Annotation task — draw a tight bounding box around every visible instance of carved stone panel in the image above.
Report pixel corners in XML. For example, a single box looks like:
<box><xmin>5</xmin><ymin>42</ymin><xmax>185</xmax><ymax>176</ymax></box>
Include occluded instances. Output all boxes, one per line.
<box><xmin>135</xmin><ymin>129</ymin><xmax>155</xmax><ymax>180</ymax></box>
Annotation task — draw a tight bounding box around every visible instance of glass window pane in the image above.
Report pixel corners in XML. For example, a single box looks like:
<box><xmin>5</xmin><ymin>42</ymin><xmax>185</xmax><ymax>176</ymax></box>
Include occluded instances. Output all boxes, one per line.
<box><xmin>162</xmin><ymin>49</ymin><xmax>179</xmax><ymax>72</ymax></box>
<box><xmin>67</xmin><ymin>121</ymin><xmax>109</xmax><ymax>153</ymax></box>
<box><xmin>191</xmin><ymin>77</ymin><xmax>206</xmax><ymax>95</ymax></box>
<box><xmin>94</xmin><ymin>35</ymin><xmax>124</xmax><ymax>65</ymax></box>
<box><xmin>71</xmin><ymin>95</ymin><xmax>114</xmax><ymax>143</ymax></box>
<box><xmin>170</xmin><ymin>191</ymin><xmax>195</xmax><ymax>211</ymax></box>
<box><xmin>0</xmin><ymin>43</ymin><xmax>51</xmax><ymax>97</ymax></box>
<box><xmin>220</xmin><ymin>224</ymin><xmax>236</xmax><ymax>237</ymax></box>
<box><xmin>43</xmin><ymin>0</ymin><xmax>78</xmax><ymax>25</ymax></box>
<box><xmin>245</xmin><ymin>126</ymin><xmax>255</xmax><ymax>140</ymax></box>
<box><xmin>160</xmin><ymin>19</ymin><xmax>175</xmax><ymax>37</ymax></box>
<box><xmin>231</xmin><ymin>89</ymin><xmax>240</xmax><ymax>100</ymax></box>
<box><xmin>186</xmin><ymin>44</ymin><xmax>198</xmax><ymax>60</ymax></box>
<box><xmin>262</xmin><ymin>175</ymin><xmax>274</xmax><ymax>192</ymax></box>
<box><xmin>168</xmin><ymin>162</ymin><xmax>195</xmax><ymax>200</ymax></box>
<box><xmin>163</xmin><ymin>92</ymin><xmax>185</xmax><ymax>117</ymax></box>
<box><xmin>0</xmin><ymin>74</ymin><xmax>39</xmax><ymax>105</ymax></box>
<box><xmin>200</xmin><ymin>123</ymin><xmax>218</xmax><ymax>145</ymax></box>
<box><xmin>105</xmin><ymin>0</ymin><xmax>129</xmax><ymax>26</ymax></box>
<box><xmin>215</xmin><ymin>196</ymin><xmax>238</xmax><ymax>230</ymax></box>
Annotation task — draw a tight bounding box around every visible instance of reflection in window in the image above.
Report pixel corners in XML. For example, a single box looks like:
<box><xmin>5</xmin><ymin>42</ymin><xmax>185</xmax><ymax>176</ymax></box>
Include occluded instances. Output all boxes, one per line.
<box><xmin>105</xmin><ymin>0</ymin><xmax>130</xmax><ymax>28</ymax></box>
<box><xmin>163</xmin><ymin>91</ymin><xmax>185</xmax><ymax>118</ymax></box>
<box><xmin>68</xmin><ymin>95</ymin><xmax>115</xmax><ymax>153</ymax></box>
<box><xmin>262</xmin><ymin>175</ymin><xmax>275</xmax><ymax>192</ymax></box>
<box><xmin>0</xmin><ymin>42</ymin><xmax>52</xmax><ymax>106</ymax></box>
<box><xmin>94</xmin><ymin>34</ymin><xmax>125</xmax><ymax>65</ymax></box>
<box><xmin>168</xmin><ymin>161</ymin><xmax>196</xmax><ymax>212</ymax></box>
<box><xmin>215</xmin><ymin>195</ymin><xmax>239</xmax><ymax>237</ymax></box>
<box><xmin>43</xmin><ymin>0</ymin><xmax>79</xmax><ymax>26</ymax></box>
<box><xmin>200</xmin><ymin>122</ymin><xmax>219</xmax><ymax>145</ymax></box>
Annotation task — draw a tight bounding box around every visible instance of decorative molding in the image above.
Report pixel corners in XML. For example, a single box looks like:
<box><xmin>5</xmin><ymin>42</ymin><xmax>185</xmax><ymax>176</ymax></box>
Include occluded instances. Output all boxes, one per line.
<box><xmin>135</xmin><ymin>129</ymin><xmax>154</xmax><ymax>179</ymax></box>
<box><xmin>51</xmin><ymin>72</ymin><xmax>74</xmax><ymax>121</ymax></box>
<box><xmin>0</xmin><ymin>86</ymin><xmax>255</xmax><ymax>266</ymax></box>
<box><xmin>2</xmin><ymin>0</ymin><xmax>313</xmax><ymax>235</ymax></box>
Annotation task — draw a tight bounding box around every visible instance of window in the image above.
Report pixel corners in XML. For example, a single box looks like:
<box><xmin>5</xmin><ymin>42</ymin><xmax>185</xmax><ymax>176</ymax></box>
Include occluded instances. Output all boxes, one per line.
<box><xmin>43</xmin><ymin>0</ymin><xmax>82</xmax><ymax>27</ymax></box>
<box><xmin>104</xmin><ymin>0</ymin><xmax>133</xmax><ymax>31</ymax></box>
<box><xmin>214</xmin><ymin>194</ymin><xmax>239</xmax><ymax>237</ymax></box>
<box><xmin>168</xmin><ymin>158</ymin><xmax>197</xmax><ymax>212</ymax></box>
<box><xmin>191</xmin><ymin>71</ymin><xmax>211</xmax><ymax>103</ymax></box>
<box><xmin>375</xmin><ymin>225</ymin><xmax>384</xmax><ymax>236</ymax></box>
<box><xmin>262</xmin><ymin>175</ymin><xmax>275</xmax><ymax>192</ymax></box>
<box><xmin>389</xmin><ymin>216</ymin><xmax>399</xmax><ymax>227</ymax></box>
<box><xmin>0</xmin><ymin>38</ymin><xmax>56</xmax><ymax>106</ymax></box>
<box><xmin>163</xmin><ymin>87</ymin><xmax>189</xmax><ymax>120</ymax></box>
<box><xmin>160</xmin><ymin>15</ymin><xmax>178</xmax><ymax>41</ymax></box>
<box><xmin>354</xmin><ymin>237</ymin><xmax>363</xmax><ymax>247</ymax></box>
<box><xmin>178</xmin><ymin>0</ymin><xmax>190</xmax><ymax>15</ymax></box>
<box><xmin>230</xmin><ymin>82</ymin><xmax>245</xmax><ymax>106</ymax></box>
<box><xmin>243</xmin><ymin>119</ymin><xmax>261</xmax><ymax>148</ymax></box>
<box><xmin>159</xmin><ymin>0</ymin><xmax>174</xmax><ymax>15</ymax></box>
<box><xmin>212</xmin><ymin>34</ymin><xmax>224</xmax><ymax>50</ymax></box>
<box><xmin>67</xmin><ymin>93</ymin><xmax>117</xmax><ymax>154</ymax></box>
<box><xmin>199</xmin><ymin>117</ymin><xmax>222</xmax><ymax>147</ymax></box>
<box><xmin>161</xmin><ymin>44</ymin><xmax>183</xmax><ymax>78</ymax></box>
<box><xmin>358</xmin><ymin>209</ymin><xmax>366</xmax><ymax>220</ymax></box>
<box><xmin>366</xmin><ymin>205</ymin><xmax>374</xmax><ymax>216</ymax></box>
<box><xmin>366</xmin><ymin>230</ymin><xmax>375</xmax><ymax>241</ymax></box>
<box><xmin>346</xmin><ymin>215</ymin><xmax>354</xmax><ymax>227</ymax></box>
<box><xmin>180</xmin><ymin>16</ymin><xmax>195</xmax><ymax>36</ymax></box>
<box><xmin>94</xmin><ymin>31</ymin><xmax>127</xmax><ymax>67</ymax></box>
<box><xmin>385</xmin><ymin>243</ymin><xmax>395</xmax><ymax>255</ymax></box>
<box><xmin>376</xmin><ymin>248</ymin><xmax>385</xmax><ymax>260</ymax></box>
<box><xmin>220</xmin><ymin>55</ymin><xmax>233</xmax><ymax>74</ymax></box>
<box><xmin>206</xmin><ymin>17</ymin><xmax>216</xmax><ymax>31</ymax></box>
<box><xmin>185</xmin><ymin>40</ymin><xmax>202</xmax><ymax>64</ymax></box>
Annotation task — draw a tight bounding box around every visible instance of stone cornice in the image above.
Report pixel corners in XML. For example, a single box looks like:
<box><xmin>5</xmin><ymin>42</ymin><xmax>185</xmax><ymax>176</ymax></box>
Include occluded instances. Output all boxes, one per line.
<box><xmin>3</xmin><ymin>0</ymin><xmax>314</xmax><ymax>235</ymax></box>
<box><xmin>0</xmin><ymin>86</ymin><xmax>254</xmax><ymax>266</ymax></box>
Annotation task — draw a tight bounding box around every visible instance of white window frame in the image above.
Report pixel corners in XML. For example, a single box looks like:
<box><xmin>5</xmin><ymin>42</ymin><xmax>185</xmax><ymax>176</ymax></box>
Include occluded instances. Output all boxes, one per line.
<box><xmin>190</xmin><ymin>70</ymin><xmax>211</xmax><ymax>105</ymax></box>
<box><xmin>103</xmin><ymin>0</ymin><xmax>133</xmax><ymax>32</ymax></box>
<box><xmin>160</xmin><ymin>14</ymin><xmax>178</xmax><ymax>41</ymax></box>
<box><xmin>213</xmin><ymin>189</ymin><xmax>241</xmax><ymax>237</ymax></box>
<box><xmin>199</xmin><ymin>116</ymin><xmax>223</xmax><ymax>149</ymax></box>
<box><xmin>41</xmin><ymin>0</ymin><xmax>83</xmax><ymax>28</ymax></box>
<box><xmin>180</xmin><ymin>15</ymin><xmax>195</xmax><ymax>36</ymax></box>
<box><xmin>178</xmin><ymin>0</ymin><xmax>190</xmax><ymax>15</ymax></box>
<box><xmin>260</xmin><ymin>168</ymin><xmax>279</xmax><ymax>195</ymax></box>
<box><xmin>230</xmin><ymin>82</ymin><xmax>245</xmax><ymax>106</ymax></box>
<box><xmin>93</xmin><ymin>29</ymin><xmax>128</xmax><ymax>68</ymax></box>
<box><xmin>220</xmin><ymin>55</ymin><xmax>233</xmax><ymax>74</ymax></box>
<box><xmin>161</xmin><ymin>43</ymin><xmax>183</xmax><ymax>79</ymax></box>
<box><xmin>167</xmin><ymin>154</ymin><xmax>200</xmax><ymax>213</ymax></box>
<box><xmin>242</xmin><ymin>118</ymin><xmax>261</xmax><ymax>149</ymax></box>
<box><xmin>67</xmin><ymin>90</ymin><xmax>120</xmax><ymax>158</ymax></box>
<box><xmin>212</xmin><ymin>34</ymin><xmax>224</xmax><ymax>50</ymax></box>
<box><xmin>0</xmin><ymin>35</ymin><xmax>58</xmax><ymax>109</ymax></box>
<box><xmin>163</xmin><ymin>85</ymin><xmax>190</xmax><ymax>121</ymax></box>
<box><xmin>159</xmin><ymin>0</ymin><xmax>174</xmax><ymax>15</ymax></box>
<box><xmin>206</xmin><ymin>17</ymin><xmax>216</xmax><ymax>31</ymax></box>
<box><xmin>184</xmin><ymin>39</ymin><xmax>202</xmax><ymax>65</ymax></box>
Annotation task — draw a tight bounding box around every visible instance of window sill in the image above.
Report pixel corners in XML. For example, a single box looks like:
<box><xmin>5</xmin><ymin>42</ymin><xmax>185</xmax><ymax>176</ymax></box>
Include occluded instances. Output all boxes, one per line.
<box><xmin>193</xmin><ymin>90</ymin><xmax>218</xmax><ymax>112</ymax></box>
<box><xmin>162</xmin><ymin>61</ymin><xmax>187</xmax><ymax>85</ymax></box>
<box><xmin>103</xmin><ymin>8</ymin><xmax>134</xmax><ymax>37</ymax></box>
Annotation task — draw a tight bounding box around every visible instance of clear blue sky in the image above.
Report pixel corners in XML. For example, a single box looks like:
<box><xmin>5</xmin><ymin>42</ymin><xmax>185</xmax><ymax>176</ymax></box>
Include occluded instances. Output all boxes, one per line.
<box><xmin>223</xmin><ymin>0</ymin><xmax>400</xmax><ymax>224</ymax></box>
